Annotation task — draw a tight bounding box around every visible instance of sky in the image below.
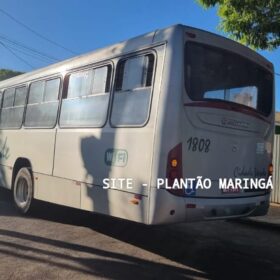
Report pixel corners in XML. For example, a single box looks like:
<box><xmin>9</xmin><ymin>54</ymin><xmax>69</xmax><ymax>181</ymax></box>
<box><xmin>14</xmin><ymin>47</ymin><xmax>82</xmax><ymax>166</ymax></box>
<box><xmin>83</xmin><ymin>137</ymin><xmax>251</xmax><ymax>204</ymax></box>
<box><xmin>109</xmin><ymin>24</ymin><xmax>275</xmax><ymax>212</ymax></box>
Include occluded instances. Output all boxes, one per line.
<box><xmin>0</xmin><ymin>0</ymin><xmax>279</xmax><ymax>110</ymax></box>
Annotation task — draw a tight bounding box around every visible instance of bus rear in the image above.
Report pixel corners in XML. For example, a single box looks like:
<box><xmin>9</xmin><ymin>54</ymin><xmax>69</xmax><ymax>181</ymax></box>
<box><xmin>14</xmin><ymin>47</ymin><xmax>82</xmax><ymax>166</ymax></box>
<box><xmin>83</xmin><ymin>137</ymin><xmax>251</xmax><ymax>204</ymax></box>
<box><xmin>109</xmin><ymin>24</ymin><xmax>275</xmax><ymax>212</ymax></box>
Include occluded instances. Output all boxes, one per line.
<box><xmin>149</xmin><ymin>26</ymin><xmax>274</xmax><ymax>224</ymax></box>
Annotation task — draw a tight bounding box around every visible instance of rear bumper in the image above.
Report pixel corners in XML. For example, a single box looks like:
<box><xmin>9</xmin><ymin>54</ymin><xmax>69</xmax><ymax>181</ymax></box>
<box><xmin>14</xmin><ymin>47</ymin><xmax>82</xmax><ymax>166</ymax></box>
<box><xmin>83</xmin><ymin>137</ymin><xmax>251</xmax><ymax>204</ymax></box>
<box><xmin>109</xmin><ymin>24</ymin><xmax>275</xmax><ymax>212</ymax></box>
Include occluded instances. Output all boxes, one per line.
<box><xmin>185</xmin><ymin>194</ymin><xmax>269</xmax><ymax>222</ymax></box>
<box><xmin>148</xmin><ymin>188</ymin><xmax>270</xmax><ymax>224</ymax></box>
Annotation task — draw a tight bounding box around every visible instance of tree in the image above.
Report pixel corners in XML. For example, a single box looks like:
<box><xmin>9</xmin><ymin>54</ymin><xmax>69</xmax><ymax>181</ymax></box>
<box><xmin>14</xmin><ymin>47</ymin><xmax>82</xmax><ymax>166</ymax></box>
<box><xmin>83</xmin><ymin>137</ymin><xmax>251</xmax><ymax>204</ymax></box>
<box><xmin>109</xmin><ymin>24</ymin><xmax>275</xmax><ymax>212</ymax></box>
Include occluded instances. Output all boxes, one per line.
<box><xmin>0</xmin><ymin>69</ymin><xmax>23</xmax><ymax>81</ymax></box>
<box><xmin>197</xmin><ymin>0</ymin><xmax>280</xmax><ymax>50</ymax></box>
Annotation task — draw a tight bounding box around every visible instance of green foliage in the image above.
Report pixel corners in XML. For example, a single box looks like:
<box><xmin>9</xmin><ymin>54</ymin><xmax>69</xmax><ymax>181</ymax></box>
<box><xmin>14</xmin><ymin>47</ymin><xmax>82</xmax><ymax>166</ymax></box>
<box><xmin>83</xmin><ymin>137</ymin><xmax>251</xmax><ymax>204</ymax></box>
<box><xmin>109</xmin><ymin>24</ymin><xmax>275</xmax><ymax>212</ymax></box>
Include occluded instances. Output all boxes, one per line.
<box><xmin>197</xmin><ymin>0</ymin><xmax>280</xmax><ymax>50</ymax></box>
<box><xmin>0</xmin><ymin>69</ymin><xmax>23</xmax><ymax>81</ymax></box>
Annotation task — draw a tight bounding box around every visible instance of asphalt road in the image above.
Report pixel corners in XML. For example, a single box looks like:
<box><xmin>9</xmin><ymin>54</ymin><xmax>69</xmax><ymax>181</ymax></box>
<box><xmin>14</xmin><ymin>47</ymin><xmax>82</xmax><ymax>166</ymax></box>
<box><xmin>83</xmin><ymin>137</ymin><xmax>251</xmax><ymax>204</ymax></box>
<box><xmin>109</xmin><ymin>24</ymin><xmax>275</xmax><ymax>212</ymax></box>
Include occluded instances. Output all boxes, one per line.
<box><xmin>0</xmin><ymin>188</ymin><xmax>279</xmax><ymax>280</ymax></box>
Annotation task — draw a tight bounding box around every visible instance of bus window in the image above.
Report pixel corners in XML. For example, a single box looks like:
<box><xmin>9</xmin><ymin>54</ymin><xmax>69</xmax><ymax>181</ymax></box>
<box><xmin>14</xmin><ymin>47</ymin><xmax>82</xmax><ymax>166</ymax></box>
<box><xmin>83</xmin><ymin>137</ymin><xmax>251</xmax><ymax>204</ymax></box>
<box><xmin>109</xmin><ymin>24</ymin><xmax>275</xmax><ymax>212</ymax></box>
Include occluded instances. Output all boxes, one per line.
<box><xmin>92</xmin><ymin>67</ymin><xmax>108</xmax><ymax>94</ymax></box>
<box><xmin>25</xmin><ymin>78</ymin><xmax>60</xmax><ymax>128</ymax></box>
<box><xmin>0</xmin><ymin>87</ymin><xmax>26</xmax><ymax>129</ymax></box>
<box><xmin>44</xmin><ymin>79</ymin><xmax>60</xmax><ymax>102</ymax></box>
<box><xmin>14</xmin><ymin>87</ymin><xmax>27</xmax><ymax>106</ymax></box>
<box><xmin>204</xmin><ymin>86</ymin><xmax>258</xmax><ymax>109</ymax></box>
<box><xmin>28</xmin><ymin>81</ymin><xmax>44</xmax><ymax>104</ymax></box>
<box><xmin>3</xmin><ymin>88</ymin><xmax>15</xmax><ymax>108</ymax></box>
<box><xmin>59</xmin><ymin>65</ymin><xmax>111</xmax><ymax>128</ymax></box>
<box><xmin>185</xmin><ymin>42</ymin><xmax>273</xmax><ymax>116</ymax></box>
<box><xmin>67</xmin><ymin>69</ymin><xmax>93</xmax><ymax>98</ymax></box>
<box><xmin>111</xmin><ymin>53</ymin><xmax>155</xmax><ymax>127</ymax></box>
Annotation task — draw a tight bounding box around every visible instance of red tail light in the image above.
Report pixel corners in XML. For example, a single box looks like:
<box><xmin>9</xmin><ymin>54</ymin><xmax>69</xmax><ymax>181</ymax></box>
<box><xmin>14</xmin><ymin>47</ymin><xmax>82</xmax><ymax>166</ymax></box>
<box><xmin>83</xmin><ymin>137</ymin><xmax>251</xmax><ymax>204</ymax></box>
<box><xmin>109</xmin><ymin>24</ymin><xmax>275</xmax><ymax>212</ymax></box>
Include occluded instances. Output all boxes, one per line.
<box><xmin>166</xmin><ymin>143</ymin><xmax>185</xmax><ymax>196</ymax></box>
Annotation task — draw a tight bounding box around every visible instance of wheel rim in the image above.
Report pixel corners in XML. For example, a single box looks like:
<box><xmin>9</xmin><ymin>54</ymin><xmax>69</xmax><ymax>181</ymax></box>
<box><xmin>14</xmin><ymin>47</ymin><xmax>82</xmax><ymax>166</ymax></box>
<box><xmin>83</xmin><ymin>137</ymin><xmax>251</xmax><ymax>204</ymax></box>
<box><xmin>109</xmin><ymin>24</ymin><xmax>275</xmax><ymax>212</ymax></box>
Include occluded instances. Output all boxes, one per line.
<box><xmin>16</xmin><ymin>177</ymin><xmax>29</xmax><ymax>204</ymax></box>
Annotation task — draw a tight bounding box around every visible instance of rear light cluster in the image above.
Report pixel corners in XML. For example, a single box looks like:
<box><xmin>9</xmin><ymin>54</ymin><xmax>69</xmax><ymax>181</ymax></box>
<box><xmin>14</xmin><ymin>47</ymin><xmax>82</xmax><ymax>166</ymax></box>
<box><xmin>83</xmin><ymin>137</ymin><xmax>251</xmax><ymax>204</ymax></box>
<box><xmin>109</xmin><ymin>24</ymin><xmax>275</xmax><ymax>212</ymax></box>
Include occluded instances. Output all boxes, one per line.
<box><xmin>166</xmin><ymin>143</ymin><xmax>185</xmax><ymax>197</ymax></box>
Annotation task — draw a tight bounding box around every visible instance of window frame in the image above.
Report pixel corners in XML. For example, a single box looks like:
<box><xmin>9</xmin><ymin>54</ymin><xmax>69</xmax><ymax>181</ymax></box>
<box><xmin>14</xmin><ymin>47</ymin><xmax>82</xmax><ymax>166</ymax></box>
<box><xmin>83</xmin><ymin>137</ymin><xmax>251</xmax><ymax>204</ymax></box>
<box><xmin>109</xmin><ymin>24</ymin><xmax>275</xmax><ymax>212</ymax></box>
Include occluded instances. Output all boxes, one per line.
<box><xmin>24</xmin><ymin>75</ymin><xmax>62</xmax><ymax>129</ymax></box>
<box><xmin>58</xmin><ymin>62</ymin><xmax>113</xmax><ymax>129</ymax></box>
<box><xmin>0</xmin><ymin>84</ymin><xmax>28</xmax><ymax>130</ymax></box>
<box><xmin>109</xmin><ymin>50</ymin><xmax>157</xmax><ymax>128</ymax></box>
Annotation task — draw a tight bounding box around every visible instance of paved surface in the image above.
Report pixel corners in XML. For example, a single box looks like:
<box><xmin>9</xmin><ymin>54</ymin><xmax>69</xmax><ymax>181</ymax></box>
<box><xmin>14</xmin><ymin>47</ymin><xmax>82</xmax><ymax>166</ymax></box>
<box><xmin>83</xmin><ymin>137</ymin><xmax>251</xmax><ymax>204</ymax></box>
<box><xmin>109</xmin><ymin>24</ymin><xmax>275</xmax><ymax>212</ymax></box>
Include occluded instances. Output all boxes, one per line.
<box><xmin>0</xmin><ymin>188</ymin><xmax>280</xmax><ymax>280</ymax></box>
<box><xmin>243</xmin><ymin>204</ymin><xmax>280</xmax><ymax>228</ymax></box>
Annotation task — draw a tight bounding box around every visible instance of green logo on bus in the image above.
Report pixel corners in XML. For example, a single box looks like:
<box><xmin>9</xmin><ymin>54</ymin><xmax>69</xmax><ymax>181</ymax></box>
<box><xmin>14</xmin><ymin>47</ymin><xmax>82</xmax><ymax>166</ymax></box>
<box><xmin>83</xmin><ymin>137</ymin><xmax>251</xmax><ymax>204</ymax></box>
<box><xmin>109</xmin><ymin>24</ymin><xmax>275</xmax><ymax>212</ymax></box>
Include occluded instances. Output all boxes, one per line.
<box><xmin>105</xmin><ymin>149</ymin><xmax>128</xmax><ymax>167</ymax></box>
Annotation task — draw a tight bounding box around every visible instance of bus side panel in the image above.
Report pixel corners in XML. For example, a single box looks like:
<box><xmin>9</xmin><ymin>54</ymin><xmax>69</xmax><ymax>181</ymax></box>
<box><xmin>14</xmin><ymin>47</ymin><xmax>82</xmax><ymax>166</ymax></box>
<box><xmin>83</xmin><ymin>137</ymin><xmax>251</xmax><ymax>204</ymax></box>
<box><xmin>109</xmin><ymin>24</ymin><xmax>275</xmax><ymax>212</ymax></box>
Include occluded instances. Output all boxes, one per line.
<box><xmin>0</xmin><ymin>130</ymin><xmax>56</xmax><ymax>189</ymax></box>
<box><xmin>148</xmin><ymin>188</ymin><xmax>186</xmax><ymax>225</ymax></box>
<box><xmin>51</xmin><ymin>126</ymin><xmax>154</xmax><ymax>224</ymax></box>
<box><xmin>34</xmin><ymin>173</ymin><xmax>81</xmax><ymax>208</ymax></box>
<box><xmin>52</xmin><ymin>129</ymin><xmax>153</xmax><ymax>193</ymax></box>
<box><xmin>33</xmin><ymin>171</ymin><xmax>149</xmax><ymax>223</ymax></box>
<box><xmin>81</xmin><ymin>184</ymin><xmax>148</xmax><ymax>223</ymax></box>
<box><xmin>50</xmin><ymin>46</ymin><xmax>165</xmax><ymax>223</ymax></box>
<box><xmin>0</xmin><ymin>165</ymin><xmax>13</xmax><ymax>190</ymax></box>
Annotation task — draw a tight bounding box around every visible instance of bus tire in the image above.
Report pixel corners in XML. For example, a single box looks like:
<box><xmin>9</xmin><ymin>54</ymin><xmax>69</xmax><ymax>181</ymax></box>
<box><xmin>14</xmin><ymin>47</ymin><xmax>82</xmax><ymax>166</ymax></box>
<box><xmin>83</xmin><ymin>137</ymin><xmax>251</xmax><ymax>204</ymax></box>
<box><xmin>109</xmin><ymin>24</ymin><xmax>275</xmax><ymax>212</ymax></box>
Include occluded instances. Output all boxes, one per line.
<box><xmin>13</xmin><ymin>167</ymin><xmax>33</xmax><ymax>214</ymax></box>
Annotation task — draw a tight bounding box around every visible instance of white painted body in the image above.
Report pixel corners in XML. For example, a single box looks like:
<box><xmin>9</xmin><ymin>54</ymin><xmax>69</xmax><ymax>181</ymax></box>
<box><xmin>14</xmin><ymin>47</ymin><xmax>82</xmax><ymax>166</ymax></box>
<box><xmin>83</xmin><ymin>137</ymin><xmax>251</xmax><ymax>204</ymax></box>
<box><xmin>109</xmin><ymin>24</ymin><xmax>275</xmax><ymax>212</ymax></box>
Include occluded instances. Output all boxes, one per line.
<box><xmin>0</xmin><ymin>25</ymin><xmax>274</xmax><ymax>224</ymax></box>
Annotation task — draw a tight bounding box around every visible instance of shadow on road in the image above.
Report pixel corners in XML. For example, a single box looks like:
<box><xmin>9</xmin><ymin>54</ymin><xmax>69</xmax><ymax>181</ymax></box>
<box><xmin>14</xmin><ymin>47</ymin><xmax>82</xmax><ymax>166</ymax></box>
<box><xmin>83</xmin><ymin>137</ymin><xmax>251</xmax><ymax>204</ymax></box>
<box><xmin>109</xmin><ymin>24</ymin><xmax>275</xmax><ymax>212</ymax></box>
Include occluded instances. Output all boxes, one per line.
<box><xmin>0</xmin><ymin>188</ymin><xmax>280</xmax><ymax>279</ymax></box>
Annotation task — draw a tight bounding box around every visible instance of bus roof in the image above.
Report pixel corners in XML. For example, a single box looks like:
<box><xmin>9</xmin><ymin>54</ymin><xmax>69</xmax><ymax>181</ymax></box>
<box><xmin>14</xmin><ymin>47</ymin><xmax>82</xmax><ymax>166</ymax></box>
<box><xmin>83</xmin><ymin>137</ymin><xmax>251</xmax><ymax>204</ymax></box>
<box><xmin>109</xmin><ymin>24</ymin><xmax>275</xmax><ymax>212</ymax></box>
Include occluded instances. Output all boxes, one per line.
<box><xmin>0</xmin><ymin>24</ymin><xmax>273</xmax><ymax>88</ymax></box>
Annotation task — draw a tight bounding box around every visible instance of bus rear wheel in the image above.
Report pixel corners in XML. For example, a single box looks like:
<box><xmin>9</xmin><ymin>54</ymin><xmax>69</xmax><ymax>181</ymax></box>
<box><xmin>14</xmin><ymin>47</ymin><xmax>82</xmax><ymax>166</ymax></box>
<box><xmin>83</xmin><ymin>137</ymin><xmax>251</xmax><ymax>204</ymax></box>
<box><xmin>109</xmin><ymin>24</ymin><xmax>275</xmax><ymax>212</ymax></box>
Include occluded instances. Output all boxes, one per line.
<box><xmin>13</xmin><ymin>167</ymin><xmax>33</xmax><ymax>214</ymax></box>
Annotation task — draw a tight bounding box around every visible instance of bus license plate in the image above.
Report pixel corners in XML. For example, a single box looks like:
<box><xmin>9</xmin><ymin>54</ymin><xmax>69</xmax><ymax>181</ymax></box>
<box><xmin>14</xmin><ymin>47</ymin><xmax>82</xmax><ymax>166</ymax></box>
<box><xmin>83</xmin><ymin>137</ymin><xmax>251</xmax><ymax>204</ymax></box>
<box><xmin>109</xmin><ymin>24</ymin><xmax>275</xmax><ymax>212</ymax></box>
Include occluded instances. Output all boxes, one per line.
<box><xmin>222</xmin><ymin>187</ymin><xmax>240</xmax><ymax>194</ymax></box>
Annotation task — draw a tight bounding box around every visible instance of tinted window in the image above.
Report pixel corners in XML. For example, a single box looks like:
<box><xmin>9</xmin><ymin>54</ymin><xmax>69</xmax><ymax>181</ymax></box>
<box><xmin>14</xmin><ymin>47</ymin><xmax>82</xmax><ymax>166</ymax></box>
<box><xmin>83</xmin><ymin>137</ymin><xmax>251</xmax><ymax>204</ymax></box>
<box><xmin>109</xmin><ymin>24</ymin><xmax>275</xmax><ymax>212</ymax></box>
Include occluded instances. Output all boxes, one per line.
<box><xmin>60</xmin><ymin>66</ymin><xmax>111</xmax><ymax>127</ymax></box>
<box><xmin>115</xmin><ymin>54</ymin><xmax>154</xmax><ymax>91</ymax></box>
<box><xmin>185</xmin><ymin>42</ymin><xmax>273</xmax><ymax>116</ymax></box>
<box><xmin>111</xmin><ymin>54</ymin><xmax>155</xmax><ymax>126</ymax></box>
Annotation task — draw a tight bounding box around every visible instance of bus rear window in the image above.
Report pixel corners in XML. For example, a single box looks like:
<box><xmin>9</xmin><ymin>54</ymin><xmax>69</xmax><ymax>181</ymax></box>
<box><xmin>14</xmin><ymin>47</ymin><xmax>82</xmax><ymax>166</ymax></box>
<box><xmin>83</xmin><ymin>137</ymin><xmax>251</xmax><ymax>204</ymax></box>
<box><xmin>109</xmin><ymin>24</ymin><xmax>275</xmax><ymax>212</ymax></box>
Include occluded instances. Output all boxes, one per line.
<box><xmin>185</xmin><ymin>42</ymin><xmax>273</xmax><ymax>116</ymax></box>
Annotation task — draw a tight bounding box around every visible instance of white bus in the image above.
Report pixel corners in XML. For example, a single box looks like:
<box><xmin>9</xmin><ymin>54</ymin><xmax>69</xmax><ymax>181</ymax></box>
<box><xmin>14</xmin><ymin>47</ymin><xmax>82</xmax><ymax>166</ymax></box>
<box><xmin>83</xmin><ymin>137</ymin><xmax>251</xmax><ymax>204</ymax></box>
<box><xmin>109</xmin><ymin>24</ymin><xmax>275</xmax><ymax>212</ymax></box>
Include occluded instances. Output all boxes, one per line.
<box><xmin>0</xmin><ymin>24</ymin><xmax>274</xmax><ymax>224</ymax></box>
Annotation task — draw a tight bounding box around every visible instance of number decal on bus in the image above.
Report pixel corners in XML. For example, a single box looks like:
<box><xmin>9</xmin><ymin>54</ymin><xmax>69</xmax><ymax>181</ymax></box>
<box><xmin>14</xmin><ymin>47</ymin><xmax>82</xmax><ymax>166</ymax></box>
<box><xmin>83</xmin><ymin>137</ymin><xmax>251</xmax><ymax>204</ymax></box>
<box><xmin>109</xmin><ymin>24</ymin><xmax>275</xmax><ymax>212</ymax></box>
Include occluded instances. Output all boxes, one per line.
<box><xmin>187</xmin><ymin>137</ymin><xmax>211</xmax><ymax>153</ymax></box>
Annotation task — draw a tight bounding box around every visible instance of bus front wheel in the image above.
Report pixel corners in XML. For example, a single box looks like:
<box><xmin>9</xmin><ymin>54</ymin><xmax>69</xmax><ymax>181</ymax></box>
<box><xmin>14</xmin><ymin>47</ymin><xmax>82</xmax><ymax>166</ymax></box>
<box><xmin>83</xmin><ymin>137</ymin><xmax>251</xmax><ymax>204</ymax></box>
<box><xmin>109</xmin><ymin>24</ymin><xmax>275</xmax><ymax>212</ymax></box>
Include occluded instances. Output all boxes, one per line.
<box><xmin>13</xmin><ymin>167</ymin><xmax>33</xmax><ymax>214</ymax></box>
